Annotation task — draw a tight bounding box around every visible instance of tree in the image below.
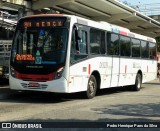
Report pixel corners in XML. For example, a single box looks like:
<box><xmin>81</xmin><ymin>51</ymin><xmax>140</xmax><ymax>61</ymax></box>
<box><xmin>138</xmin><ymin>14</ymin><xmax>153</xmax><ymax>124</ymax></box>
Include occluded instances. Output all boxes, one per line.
<box><xmin>156</xmin><ymin>36</ymin><xmax>160</xmax><ymax>52</ymax></box>
<box><xmin>122</xmin><ymin>1</ymin><xmax>131</xmax><ymax>6</ymax></box>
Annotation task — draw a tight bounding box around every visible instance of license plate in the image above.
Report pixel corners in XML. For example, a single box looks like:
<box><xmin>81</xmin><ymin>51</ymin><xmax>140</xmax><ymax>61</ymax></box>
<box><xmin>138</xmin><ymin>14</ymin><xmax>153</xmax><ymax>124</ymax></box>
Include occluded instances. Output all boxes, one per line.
<box><xmin>28</xmin><ymin>82</ymin><xmax>40</xmax><ymax>88</ymax></box>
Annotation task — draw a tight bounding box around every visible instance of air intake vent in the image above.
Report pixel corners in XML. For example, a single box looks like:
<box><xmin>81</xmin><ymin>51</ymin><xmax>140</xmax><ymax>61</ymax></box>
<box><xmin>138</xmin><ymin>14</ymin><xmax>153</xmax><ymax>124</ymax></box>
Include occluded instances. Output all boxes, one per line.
<box><xmin>21</xmin><ymin>83</ymin><xmax>48</xmax><ymax>89</ymax></box>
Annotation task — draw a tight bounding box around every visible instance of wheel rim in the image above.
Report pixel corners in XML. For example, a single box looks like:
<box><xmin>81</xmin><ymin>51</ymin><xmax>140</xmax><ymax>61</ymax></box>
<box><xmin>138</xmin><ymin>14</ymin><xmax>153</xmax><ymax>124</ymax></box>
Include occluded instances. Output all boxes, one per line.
<box><xmin>88</xmin><ymin>78</ymin><xmax>95</xmax><ymax>95</ymax></box>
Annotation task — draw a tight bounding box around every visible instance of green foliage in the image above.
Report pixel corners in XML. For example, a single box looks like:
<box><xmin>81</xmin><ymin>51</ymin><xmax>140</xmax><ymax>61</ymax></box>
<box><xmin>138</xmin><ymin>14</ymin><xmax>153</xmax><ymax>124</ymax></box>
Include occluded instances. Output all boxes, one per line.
<box><xmin>156</xmin><ymin>37</ymin><xmax>160</xmax><ymax>52</ymax></box>
<box><xmin>122</xmin><ymin>1</ymin><xmax>131</xmax><ymax>6</ymax></box>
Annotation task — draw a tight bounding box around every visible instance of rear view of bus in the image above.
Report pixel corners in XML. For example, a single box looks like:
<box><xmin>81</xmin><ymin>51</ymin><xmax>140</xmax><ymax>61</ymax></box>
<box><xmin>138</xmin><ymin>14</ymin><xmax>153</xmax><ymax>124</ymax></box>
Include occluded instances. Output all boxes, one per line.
<box><xmin>9</xmin><ymin>14</ymin><xmax>70</xmax><ymax>92</ymax></box>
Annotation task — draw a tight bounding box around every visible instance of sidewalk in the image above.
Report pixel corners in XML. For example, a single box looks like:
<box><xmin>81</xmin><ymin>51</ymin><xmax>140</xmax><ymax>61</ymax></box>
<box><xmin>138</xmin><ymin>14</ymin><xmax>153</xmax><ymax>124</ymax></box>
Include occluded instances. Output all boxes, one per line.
<box><xmin>146</xmin><ymin>79</ymin><xmax>160</xmax><ymax>84</ymax></box>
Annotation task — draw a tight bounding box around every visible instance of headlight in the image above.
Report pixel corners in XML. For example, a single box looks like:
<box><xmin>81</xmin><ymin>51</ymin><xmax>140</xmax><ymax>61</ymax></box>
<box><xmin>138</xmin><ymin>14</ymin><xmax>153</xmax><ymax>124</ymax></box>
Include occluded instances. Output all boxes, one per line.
<box><xmin>54</xmin><ymin>67</ymin><xmax>64</xmax><ymax>79</ymax></box>
<box><xmin>10</xmin><ymin>66</ymin><xmax>16</xmax><ymax>78</ymax></box>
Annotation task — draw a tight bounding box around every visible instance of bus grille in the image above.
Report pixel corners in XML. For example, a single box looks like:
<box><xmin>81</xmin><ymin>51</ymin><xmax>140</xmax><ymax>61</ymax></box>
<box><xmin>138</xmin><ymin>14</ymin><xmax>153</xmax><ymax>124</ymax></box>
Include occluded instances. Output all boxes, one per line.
<box><xmin>21</xmin><ymin>83</ymin><xmax>48</xmax><ymax>89</ymax></box>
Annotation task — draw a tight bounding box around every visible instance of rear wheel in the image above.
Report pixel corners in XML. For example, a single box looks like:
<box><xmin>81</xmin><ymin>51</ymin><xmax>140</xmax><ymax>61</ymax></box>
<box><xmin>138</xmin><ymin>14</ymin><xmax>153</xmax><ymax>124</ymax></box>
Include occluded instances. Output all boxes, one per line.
<box><xmin>133</xmin><ymin>73</ymin><xmax>142</xmax><ymax>91</ymax></box>
<box><xmin>86</xmin><ymin>75</ymin><xmax>97</xmax><ymax>99</ymax></box>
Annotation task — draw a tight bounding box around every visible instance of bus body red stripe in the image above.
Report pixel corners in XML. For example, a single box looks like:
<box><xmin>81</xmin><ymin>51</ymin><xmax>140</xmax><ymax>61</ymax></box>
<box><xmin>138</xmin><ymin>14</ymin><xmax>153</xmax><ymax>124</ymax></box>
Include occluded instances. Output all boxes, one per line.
<box><xmin>125</xmin><ymin>65</ymin><xmax>127</xmax><ymax>74</ymax></box>
<box><xmin>16</xmin><ymin>72</ymin><xmax>55</xmax><ymax>81</ymax></box>
<box><xmin>88</xmin><ymin>64</ymin><xmax>91</xmax><ymax>75</ymax></box>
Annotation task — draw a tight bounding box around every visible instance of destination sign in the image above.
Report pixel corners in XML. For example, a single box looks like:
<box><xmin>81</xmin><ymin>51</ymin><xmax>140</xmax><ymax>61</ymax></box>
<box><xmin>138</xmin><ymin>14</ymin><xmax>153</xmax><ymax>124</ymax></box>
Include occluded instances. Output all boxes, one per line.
<box><xmin>18</xmin><ymin>17</ymin><xmax>67</xmax><ymax>28</ymax></box>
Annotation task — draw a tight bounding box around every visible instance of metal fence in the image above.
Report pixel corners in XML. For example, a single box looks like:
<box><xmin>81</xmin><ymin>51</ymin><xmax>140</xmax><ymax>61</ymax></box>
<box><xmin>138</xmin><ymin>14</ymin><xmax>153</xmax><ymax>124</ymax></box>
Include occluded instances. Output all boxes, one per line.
<box><xmin>0</xmin><ymin>40</ymin><xmax>12</xmax><ymax>78</ymax></box>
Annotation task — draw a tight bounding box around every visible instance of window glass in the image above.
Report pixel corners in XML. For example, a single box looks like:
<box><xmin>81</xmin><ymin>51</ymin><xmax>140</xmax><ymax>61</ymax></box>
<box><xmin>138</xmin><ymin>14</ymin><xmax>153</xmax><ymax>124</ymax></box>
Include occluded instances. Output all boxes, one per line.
<box><xmin>132</xmin><ymin>38</ymin><xmax>140</xmax><ymax>57</ymax></box>
<box><xmin>79</xmin><ymin>31</ymin><xmax>87</xmax><ymax>54</ymax></box>
<box><xmin>107</xmin><ymin>33</ymin><xmax>119</xmax><ymax>55</ymax></box>
<box><xmin>12</xmin><ymin>28</ymin><xmax>68</xmax><ymax>64</ymax></box>
<box><xmin>0</xmin><ymin>44</ymin><xmax>3</xmax><ymax>51</ymax></box>
<box><xmin>70</xmin><ymin>27</ymin><xmax>88</xmax><ymax>63</ymax></box>
<box><xmin>120</xmin><ymin>36</ymin><xmax>131</xmax><ymax>57</ymax></box>
<box><xmin>149</xmin><ymin>42</ymin><xmax>156</xmax><ymax>59</ymax></box>
<box><xmin>90</xmin><ymin>28</ymin><xmax>105</xmax><ymax>54</ymax></box>
<box><xmin>141</xmin><ymin>41</ymin><xmax>149</xmax><ymax>58</ymax></box>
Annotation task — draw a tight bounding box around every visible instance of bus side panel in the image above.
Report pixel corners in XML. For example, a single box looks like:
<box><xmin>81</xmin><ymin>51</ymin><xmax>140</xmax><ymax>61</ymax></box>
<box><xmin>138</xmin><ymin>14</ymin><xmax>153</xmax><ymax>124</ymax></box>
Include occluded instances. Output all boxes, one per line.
<box><xmin>110</xmin><ymin>57</ymin><xmax>120</xmax><ymax>87</ymax></box>
<box><xmin>148</xmin><ymin>60</ymin><xmax>157</xmax><ymax>81</ymax></box>
<box><xmin>68</xmin><ymin>57</ymin><xmax>110</xmax><ymax>92</ymax></box>
<box><xmin>101</xmin><ymin>56</ymin><xmax>112</xmax><ymax>89</ymax></box>
<box><xmin>141</xmin><ymin>59</ymin><xmax>157</xmax><ymax>83</ymax></box>
<box><xmin>118</xmin><ymin>58</ymin><xmax>138</xmax><ymax>87</ymax></box>
<box><xmin>90</xmin><ymin>57</ymin><xmax>111</xmax><ymax>89</ymax></box>
<box><xmin>69</xmin><ymin>60</ymin><xmax>89</xmax><ymax>93</ymax></box>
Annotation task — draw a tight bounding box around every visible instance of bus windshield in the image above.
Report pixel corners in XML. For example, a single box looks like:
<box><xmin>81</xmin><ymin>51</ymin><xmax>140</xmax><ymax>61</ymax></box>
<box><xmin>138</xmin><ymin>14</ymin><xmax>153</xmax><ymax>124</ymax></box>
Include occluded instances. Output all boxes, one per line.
<box><xmin>10</xmin><ymin>16</ymin><xmax>69</xmax><ymax>76</ymax></box>
<box><xmin>12</xmin><ymin>27</ymin><xmax>68</xmax><ymax>65</ymax></box>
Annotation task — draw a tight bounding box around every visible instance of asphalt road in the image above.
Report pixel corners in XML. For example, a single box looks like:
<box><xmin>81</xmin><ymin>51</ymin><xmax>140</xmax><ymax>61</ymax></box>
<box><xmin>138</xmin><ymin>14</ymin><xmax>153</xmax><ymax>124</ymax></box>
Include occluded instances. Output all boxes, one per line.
<box><xmin>0</xmin><ymin>79</ymin><xmax>160</xmax><ymax>130</ymax></box>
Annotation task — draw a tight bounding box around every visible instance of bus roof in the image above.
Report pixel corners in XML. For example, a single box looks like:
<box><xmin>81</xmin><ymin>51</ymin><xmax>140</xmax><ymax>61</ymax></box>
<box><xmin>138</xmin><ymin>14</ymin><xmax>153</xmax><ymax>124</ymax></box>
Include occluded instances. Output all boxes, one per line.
<box><xmin>20</xmin><ymin>14</ymin><xmax>156</xmax><ymax>43</ymax></box>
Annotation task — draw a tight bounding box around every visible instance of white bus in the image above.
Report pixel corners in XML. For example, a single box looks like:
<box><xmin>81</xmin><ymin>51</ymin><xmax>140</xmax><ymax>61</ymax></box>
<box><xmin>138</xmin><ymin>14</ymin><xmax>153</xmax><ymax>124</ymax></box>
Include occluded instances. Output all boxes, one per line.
<box><xmin>9</xmin><ymin>14</ymin><xmax>157</xmax><ymax>98</ymax></box>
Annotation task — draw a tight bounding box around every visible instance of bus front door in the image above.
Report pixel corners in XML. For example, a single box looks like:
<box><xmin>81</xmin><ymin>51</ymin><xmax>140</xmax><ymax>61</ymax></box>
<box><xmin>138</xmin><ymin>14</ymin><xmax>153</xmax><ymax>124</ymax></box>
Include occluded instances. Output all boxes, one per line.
<box><xmin>110</xmin><ymin>56</ymin><xmax>120</xmax><ymax>87</ymax></box>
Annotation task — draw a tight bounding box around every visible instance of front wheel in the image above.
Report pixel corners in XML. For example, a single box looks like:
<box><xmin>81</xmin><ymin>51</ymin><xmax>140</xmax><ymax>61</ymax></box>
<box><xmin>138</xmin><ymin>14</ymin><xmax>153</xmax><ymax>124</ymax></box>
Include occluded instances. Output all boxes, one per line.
<box><xmin>133</xmin><ymin>73</ymin><xmax>142</xmax><ymax>91</ymax></box>
<box><xmin>86</xmin><ymin>75</ymin><xmax>97</xmax><ymax>99</ymax></box>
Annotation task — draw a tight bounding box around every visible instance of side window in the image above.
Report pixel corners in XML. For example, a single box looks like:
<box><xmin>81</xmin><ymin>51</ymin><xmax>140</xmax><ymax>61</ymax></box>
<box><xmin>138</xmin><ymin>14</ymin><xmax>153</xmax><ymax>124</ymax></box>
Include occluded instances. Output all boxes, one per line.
<box><xmin>141</xmin><ymin>41</ymin><xmax>149</xmax><ymax>58</ymax></box>
<box><xmin>107</xmin><ymin>33</ymin><xmax>119</xmax><ymax>55</ymax></box>
<box><xmin>131</xmin><ymin>38</ymin><xmax>140</xmax><ymax>57</ymax></box>
<box><xmin>100</xmin><ymin>32</ymin><xmax>105</xmax><ymax>54</ymax></box>
<box><xmin>120</xmin><ymin>35</ymin><xmax>131</xmax><ymax>57</ymax></box>
<box><xmin>70</xmin><ymin>25</ymin><xmax>88</xmax><ymax>63</ymax></box>
<box><xmin>79</xmin><ymin>30</ymin><xmax>87</xmax><ymax>54</ymax></box>
<box><xmin>71</xmin><ymin>28</ymin><xmax>76</xmax><ymax>54</ymax></box>
<box><xmin>90</xmin><ymin>28</ymin><xmax>105</xmax><ymax>55</ymax></box>
<box><xmin>149</xmin><ymin>42</ymin><xmax>156</xmax><ymax>59</ymax></box>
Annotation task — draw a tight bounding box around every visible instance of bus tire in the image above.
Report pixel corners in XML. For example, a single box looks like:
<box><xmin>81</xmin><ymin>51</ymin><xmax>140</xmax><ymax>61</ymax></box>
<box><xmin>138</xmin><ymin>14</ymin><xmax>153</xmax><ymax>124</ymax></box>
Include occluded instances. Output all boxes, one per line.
<box><xmin>133</xmin><ymin>73</ymin><xmax>142</xmax><ymax>91</ymax></box>
<box><xmin>86</xmin><ymin>75</ymin><xmax>97</xmax><ymax>99</ymax></box>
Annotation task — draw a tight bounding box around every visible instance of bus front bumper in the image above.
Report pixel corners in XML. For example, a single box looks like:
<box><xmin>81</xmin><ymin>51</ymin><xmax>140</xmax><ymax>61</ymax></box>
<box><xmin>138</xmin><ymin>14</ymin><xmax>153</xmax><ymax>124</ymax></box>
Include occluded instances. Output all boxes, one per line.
<box><xmin>9</xmin><ymin>76</ymin><xmax>69</xmax><ymax>93</ymax></box>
